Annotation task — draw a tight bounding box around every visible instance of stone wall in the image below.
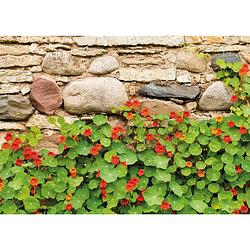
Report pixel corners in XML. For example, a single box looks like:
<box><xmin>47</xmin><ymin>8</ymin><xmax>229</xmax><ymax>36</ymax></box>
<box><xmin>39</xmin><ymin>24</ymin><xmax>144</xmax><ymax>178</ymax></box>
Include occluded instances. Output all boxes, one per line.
<box><xmin>0</xmin><ymin>36</ymin><xmax>249</xmax><ymax>149</ymax></box>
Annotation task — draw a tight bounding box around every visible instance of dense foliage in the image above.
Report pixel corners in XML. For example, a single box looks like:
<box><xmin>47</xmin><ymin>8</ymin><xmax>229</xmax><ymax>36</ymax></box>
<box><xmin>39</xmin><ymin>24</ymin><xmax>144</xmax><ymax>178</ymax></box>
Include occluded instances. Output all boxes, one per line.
<box><xmin>0</xmin><ymin>60</ymin><xmax>249</xmax><ymax>214</ymax></box>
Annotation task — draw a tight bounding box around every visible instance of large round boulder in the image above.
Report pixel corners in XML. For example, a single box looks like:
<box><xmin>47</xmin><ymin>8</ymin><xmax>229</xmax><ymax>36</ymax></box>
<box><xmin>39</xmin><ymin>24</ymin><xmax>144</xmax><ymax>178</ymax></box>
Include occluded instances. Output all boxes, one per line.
<box><xmin>62</xmin><ymin>77</ymin><xmax>128</xmax><ymax>114</ymax></box>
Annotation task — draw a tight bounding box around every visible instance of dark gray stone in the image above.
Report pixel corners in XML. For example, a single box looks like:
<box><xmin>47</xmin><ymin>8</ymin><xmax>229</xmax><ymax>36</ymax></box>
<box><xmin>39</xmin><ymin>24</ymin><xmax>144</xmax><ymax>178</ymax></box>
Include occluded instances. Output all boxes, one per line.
<box><xmin>138</xmin><ymin>83</ymin><xmax>200</xmax><ymax>100</ymax></box>
<box><xmin>0</xmin><ymin>94</ymin><xmax>35</xmax><ymax>120</ymax></box>
<box><xmin>211</xmin><ymin>52</ymin><xmax>242</xmax><ymax>71</ymax></box>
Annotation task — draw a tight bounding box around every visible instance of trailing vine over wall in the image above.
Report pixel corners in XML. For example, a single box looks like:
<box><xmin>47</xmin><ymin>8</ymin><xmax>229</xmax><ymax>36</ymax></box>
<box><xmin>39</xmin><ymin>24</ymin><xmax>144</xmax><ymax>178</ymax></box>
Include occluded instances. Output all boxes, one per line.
<box><xmin>0</xmin><ymin>60</ymin><xmax>249</xmax><ymax>214</ymax></box>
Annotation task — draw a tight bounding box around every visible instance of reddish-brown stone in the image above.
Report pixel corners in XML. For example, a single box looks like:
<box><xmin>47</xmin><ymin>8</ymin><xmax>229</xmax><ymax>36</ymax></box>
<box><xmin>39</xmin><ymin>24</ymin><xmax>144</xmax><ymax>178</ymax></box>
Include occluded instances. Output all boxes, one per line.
<box><xmin>30</xmin><ymin>76</ymin><xmax>62</xmax><ymax>115</ymax></box>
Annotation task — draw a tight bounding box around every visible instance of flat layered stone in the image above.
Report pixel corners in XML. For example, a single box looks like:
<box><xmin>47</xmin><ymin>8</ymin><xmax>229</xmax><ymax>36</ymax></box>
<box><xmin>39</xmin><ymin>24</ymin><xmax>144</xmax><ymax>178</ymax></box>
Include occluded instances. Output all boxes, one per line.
<box><xmin>63</xmin><ymin>77</ymin><xmax>128</xmax><ymax>114</ymax></box>
<box><xmin>0</xmin><ymin>45</ymin><xmax>30</xmax><ymax>55</ymax></box>
<box><xmin>176</xmin><ymin>70</ymin><xmax>191</xmax><ymax>83</ymax></box>
<box><xmin>0</xmin><ymin>55</ymin><xmax>42</xmax><ymax>68</ymax></box>
<box><xmin>88</xmin><ymin>56</ymin><xmax>119</xmax><ymax>75</ymax></box>
<box><xmin>30</xmin><ymin>76</ymin><xmax>62</xmax><ymax>115</ymax></box>
<box><xmin>0</xmin><ymin>94</ymin><xmax>35</xmax><ymax>120</ymax></box>
<box><xmin>0</xmin><ymin>69</ymin><xmax>32</xmax><ymax>83</ymax></box>
<box><xmin>176</xmin><ymin>51</ymin><xmax>206</xmax><ymax>73</ymax></box>
<box><xmin>0</xmin><ymin>84</ymin><xmax>20</xmax><ymax>94</ymax></box>
<box><xmin>119</xmin><ymin>68</ymin><xmax>176</xmax><ymax>82</ymax></box>
<box><xmin>211</xmin><ymin>52</ymin><xmax>241</xmax><ymax>71</ymax></box>
<box><xmin>139</xmin><ymin>83</ymin><xmax>200</xmax><ymax>100</ymax></box>
<box><xmin>140</xmin><ymin>99</ymin><xmax>185</xmax><ymax>115</ymax></box>
<box><xmin>70</xmin><ymin>48</ymin><xmax>107</xmax><ymax>57</ymax></box>
<box><xmin>36</xmin><ymin>132</ymin><xmax>60</xmax><ymax>154</ymax></box>
<box><xmin>0</xmin><ymin>121</ymin><xmax>26</xmax><ymax>130</ymax></box>
<box><xmin>73</xmin><ymin>36</ymin><xmax>184</xmax><ymax>47</ymax></box>
<box><xmin>42</xmin><ymin>50</ymin><xmax>85</xmax><ymax>76</ymax></box>
<box><xmin>198</xmin><ymin>81</ymin><xmax>234</xmax><ymax>111</ymax></box>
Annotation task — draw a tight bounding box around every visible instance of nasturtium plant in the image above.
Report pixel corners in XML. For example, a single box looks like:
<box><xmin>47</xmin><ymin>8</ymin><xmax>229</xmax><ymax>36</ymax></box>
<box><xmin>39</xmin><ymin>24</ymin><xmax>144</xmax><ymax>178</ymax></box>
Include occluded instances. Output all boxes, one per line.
<box><xmin>0</xmin><ymin>60</ymin><xmax>249</xmax><ymax>214</ymax></box>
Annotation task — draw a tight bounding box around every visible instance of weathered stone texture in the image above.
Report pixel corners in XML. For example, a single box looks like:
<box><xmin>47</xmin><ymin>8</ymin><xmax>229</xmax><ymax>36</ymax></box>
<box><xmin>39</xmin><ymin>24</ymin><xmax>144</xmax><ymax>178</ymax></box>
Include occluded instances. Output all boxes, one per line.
<box><xmin>0</xmin><ymin>55</ymin><xmax>42</xmax><ymax>68</ymax></box>
<box><xmin>63</xmin><ymin>77</ymin><xmax>128</xmax><ymax>114</ymax></box>
<box><xmin>30</xmin><ymin>76</ymin><xmax>62</xmax><ymax>115</ymax></box>
<box><xmin>0</xmin><ymin>94</ymin><xmax>35</xmax><ymax>120</ymax></box>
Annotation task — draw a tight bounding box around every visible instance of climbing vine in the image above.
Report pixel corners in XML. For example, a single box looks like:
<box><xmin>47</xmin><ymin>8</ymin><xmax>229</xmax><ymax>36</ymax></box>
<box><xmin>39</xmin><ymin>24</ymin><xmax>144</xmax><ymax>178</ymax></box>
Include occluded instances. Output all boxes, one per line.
<box><xmin>0</xmin><ymin>60</ymin><xmax>249</xmax><ymax>214</ymax></box>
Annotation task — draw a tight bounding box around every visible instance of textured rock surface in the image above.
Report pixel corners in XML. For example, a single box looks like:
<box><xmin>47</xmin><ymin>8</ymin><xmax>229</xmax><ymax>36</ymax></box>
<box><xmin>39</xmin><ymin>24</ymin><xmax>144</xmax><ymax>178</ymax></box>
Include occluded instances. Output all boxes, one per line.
<box><xmin>0</xmin><ymin>84</ymin><xmax>20</xmax><ymax>94</ymax></box>
<box><xmin>36</xmin><ymin>132</ymin><xmax>60</xmax><ymax>154</ymax></box>
<box><xmin>119</xmin><ymin>68</ymin><xmax>176</xmax><ymax>82</ymax></box>
<box><xmin>139</xmin><ymin>83</ymin><xmax>200</xmax><ymax>100</ymax></box>
<box><xmin>42</xmin><ymin>50</ymin><xmax>85</xmax><ymax>75</ymax></box>
<box><xmin>73</xmin><ymin>36</ymin><xmax>184</xmax><ymax>47</ymax></box>
<box><xmin>0</xmin><ymin>121</ymin><xmax>26</xmax><ymax>130</ymax></box>
<box><xmin>63</xmin><ymin>77</ymin><xmax>128</xmax><ymax>114</ymax></box>
<box><xmin>0</xmin><ymin>55</ymin><xmax>42</xmax><ymax>68</ymax></box>
<box><xmin>140</xmin><ymin>99</ymin><xmax>185</xmax><ymax>115</ymax></box>
<box><xmin>0</xmin><ymin>45</ymin><xmax>30</xmax><ymax>55</ymax></box>
<box><xmin>211</xmin><ymin>52</ymin><xmax>241</xmax><ymax>71</ymax></box>
<box><xmin>0</xmin><ymin>69</ymin><xmax>32</xmax><ymax>83</ymax></box>
<box><xmin>88</xmin><ymin>56</ymin><xmax>119</xmax><ymax>75</ymax></box>
<box><xmin>176</xmin><ymin>70</ymin><xmax>191</xmax><ymax>83</ymax></box>
<box><xmin>176</xmin><ymin>51</ymin><xmax>206</xmax><ymax>73</ymax></box>
<box><xmin>30</xmin><ymin>76</ymin><xmax>62</xmax><ymax>115</ymax></box>
<box><xmin>0</xmin><ymin>94</ymin><xmax>35</xmax><ymax>120</ymax></box>
<box><xmin>198</xmin><ymin>81</ymin><xmax>234</xmax><ymax>111</ymax></box>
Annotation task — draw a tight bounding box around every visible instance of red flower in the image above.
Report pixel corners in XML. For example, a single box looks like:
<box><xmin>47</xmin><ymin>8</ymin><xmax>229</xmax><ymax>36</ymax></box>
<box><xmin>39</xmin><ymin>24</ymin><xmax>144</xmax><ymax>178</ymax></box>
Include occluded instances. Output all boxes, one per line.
<box><xmin>65</xmin><ymin>203</ymin><xmax>73</xmax><ymax>211</ymax></box>
<box><xmin>152</xmin><ymin>121</ymin><xmax>159</xmax><ymax>127</ymax></box>
<box><xmin>161</xmin><ymin>201</ymin><xmax>171</xmax><ymax>211</ymax></box>
<box><xmin>59</xmin><ymin>135</ymin><xmax>66</xmax><ymax>143</ymax></box>
<box><xmin>95</xmin><ymin>143</ymin><xmax>102</xmax><ymax>151</ymax></box>
<box><xmin>120</xmin><ymin>199</ymin><xmax>129</xmax><ymax>206</ymax></box>
<box><xmin>174</xmin><ymin>131</ymin><xmax>183</xmax><ymax>139</ymax></box>
<box><xmin>13</xmin><ymin>138</ymin><xmax>22</xmax><ymax>145</ymax></box>
<box><xmin>31</xmin><ymin>151</ymin><xmax>39</xmax><ymax>160</ymax></box>
<box><xmin>11</xmin><ymin>142</ymin><xmax>19</xmax><ymax>151</ymax></box>
<box><xmin>111</xmin><ymin>155</ymin><xmax>119</xmax><ymax>165</ymax></box>
<box><xmin>215</xmin><ymin>128</ymin><xmax>222</xmax><ymax>136</ymax></box>
<box><xmin>228</xmin><ymin>121</ymin><xmax>235</xmax><ymax>128</ymax></box>
<box><xmin>34</xmin><ymin>158</ymin><xmax>42</xmax><ymax>167</ymax></box>
<box><xmin>167</xmin><ymin>151</ymin><xmax>173</xmax><ymax>158</ymax></box>
<box><xmin>146</xmin><ymin>134</ymin><xmax>154</xmax><ymax>141</ymax></box>
<box><xmin>30</xmin><ymin>177</ymin><xmax>38</xmax><ymax>187</ymax></box>
<box><xmin>24</xmin><ymin>152</ymin><xmax>31</xmax><ymax>160</ymax></box>
<box><xmin>170</xmin><ymin>112</ymin><xmax>177</xmax><ymax>119</ymax></box>
<box><xmin>111</xmin><ymin>132</ymin><xmax>119</xmax><ymax>139</ymax></box>
<box><xmin>232</xmin><ymin>209</ymin><xmax>240</xmax><ymax>214</ymax></box>
<box><xmin>101</xmin><ymin>189</ymin><xmax>107</xmax><ymax>195</ymax></box>
<box><xmin>137</xmin><ymin>195</ymin><xmax>144</xmax><ymax>202</ymax></box>
<box><xmin>231</xmin><ymin>95</ymin><xmax>238</xmax><ymax>103</ymax></box>
<box><xmin>176</xmin><ymin>116</ymin><xmax>183</xmax><ymax>123</ymax></box>
<box><xmin>4</xmin><ymin>132</ymin><xmax>12</xmax><ymax>142</ymax></box>
<box><xmin>83</xmin><ymin>128</ymin><xmax>92</xmax><ymax>136</ymax></box>
<box><xmin>154</xmin><ymin>142</ymin><xmax>166</xmax><ymax>155</ymax></box>
<box><xmin>138</xmin><ymin>169</ymin><xmax>144</xmax><ymax>177</ymax></box>
<box><xmin>132</xmin><ymin>99</ymin><xmax>141</xmax><ymax>109</ymax></box>
<box><xmin>121</xmin><ymin>162</ymin><xmax>127</xmax><ymax>167</ymax></box>
<box><xmin>101</xmin><ymin>194</ymin><xmax>107</xmax><ymax>199</ymax></box>
<box><xmin>23</xmin><ymin>147</ymin><xmax>32</xmax><ymax>154</ymax></box>
<box><xmin>48</xmin><ymin>151</ymin><xmax>55</xmax><ymax>157</ymax></box>
<box><xmin>165</xmin><ymin>135</ymin><xmax>172</xmax><ymax>141</ymax></box>
<box><xmin>239</xmin><ymin>126</ymin><xmax>248</xmax><ymax>135</ymax></box>
<box><xmin>223</xmin><ymin>135</ymin><xmax>232</xmax><ymax>144</ymax></box>
<box><xmin>99</xmin><ymin>180</ymin><xmax>107</xmax><ymax>189</ymax></box>
<box><xmin>235</xmin><ymin>166</ymin><xmax>243</xmax><ymax>174</ymax></box>
<box><xmin>96</xmin><ymin>170</ymin><xmax>100</xmax><ymax>178</ymax></box>
<box><xmin>140</xmin><ymin>108</ymin><xmax>150</xmax><ymax>117</ymax></box>
<box><xmin>239</xmin><ymin>63</ymin><xmax>249</xmax><ymax>76</ymax></box>
<box><xmin>90</xmin><ymin>147</ymin><xmax>99</xmax><ymax>156</ymax></box>
<box><xmin>15</xmin><ymin>159</ymin><xmax>23</xmax><ymax>166</ymax></box>
<box><xmin>230</xmin><ymin>188</ymin><xmax>238</xmax><ymax>197</ymax></box>
<box><xmin>240</xmin><ymin>204</ymin><xmax>249</xmax><ymax>214</ymax></box>
<box><xmin>183</xmin><ymin>111</ymin><xmax>190</xmax><ymax>118</ymax></box>
<box><xmin>130</xmin><ymin>177</ymin><xmax>139</xmax><ymax>185</ymax></box>
<box><xmin>125</xmin><ymin>182</ymin><xmax>135</xmax><ymax>192</ymax></box>
<box><xmin>1</xmin><ymin>143</ymin><xmax>10</xmax><ymax>149</ymax></box>
<box><xmin>125</xmin><ymin>100</ymin><xmax>133</xmax><ymax>107</ymax></box>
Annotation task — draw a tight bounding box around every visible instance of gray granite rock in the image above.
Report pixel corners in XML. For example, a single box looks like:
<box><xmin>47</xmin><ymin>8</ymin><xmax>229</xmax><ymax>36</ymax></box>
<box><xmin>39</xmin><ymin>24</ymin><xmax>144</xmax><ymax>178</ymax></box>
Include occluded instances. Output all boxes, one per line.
<box><xmin>0</xmin><ymin>94</ymin><xmax>35</xmax><ymax>120</ymax></box>
<box><xmin>63</xmin><ymin>77</ymin><xmax>128</xmax><ymax>114</ymax></box>
<box><xmin>139</xmin><ymin>83</ymin><xmax>200</xmax><ymax>100</ymax></box>
<box><xmin>211</xmin><ymin>52</ymin><xmax>241</xmax><ymax>71</ymax></box>
<box><xmin>198</xmin><ymin>81</ymin><xmax>234</xmax><ymax>111</ymax></box>
<box><xmin>42</xmin><ymin>50</ymin><xmax>85</xmax><ymax>76</ymax></box>
<box><xmin>88</xmin><ymin>56</ymin><xmax>119</xmax><ymax>75</ymax></box>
